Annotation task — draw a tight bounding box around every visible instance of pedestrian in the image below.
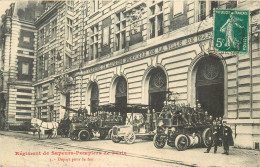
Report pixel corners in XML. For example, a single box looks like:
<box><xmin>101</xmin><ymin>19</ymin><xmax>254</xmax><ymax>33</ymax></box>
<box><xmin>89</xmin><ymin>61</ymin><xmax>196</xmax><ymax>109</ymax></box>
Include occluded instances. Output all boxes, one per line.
<box><xmin>204</xmin><ymin>120</ymin><xmax>219</xmax><ymax>153</ymax></box>
<box><xmin>222</xmin><ymin>121</ymin><xmax>234</xmax><ymax>155</ymax></box>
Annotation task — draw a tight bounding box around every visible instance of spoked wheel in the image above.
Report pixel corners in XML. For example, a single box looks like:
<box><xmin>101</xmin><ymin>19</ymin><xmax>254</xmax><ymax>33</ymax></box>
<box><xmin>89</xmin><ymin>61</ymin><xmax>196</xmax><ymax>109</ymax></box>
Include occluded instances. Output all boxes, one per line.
<box><xmin>124</xmin><ymin>132</ymin><xmax>136</xmax><ymax>144</ymax></box>
<box><xmin>111</xmin><ymin>134</ymin><xmax>121</xmax><ymax>143</ymax></box>
<box><xmin>153</xmin><ymin>134</ymin><xmax>166</xmax><ymax>149</ymax></box>
<box><xmin>175</xmin><ymin>134</ymin><xmax>188</xmax><ymax>151</ymax></box>
<box><xmin>70</xmin><ymin>131</ymin><xmax>78</xmax><ymax>141</ymax></box>
<box><xmin>78</xmin><ymin>130</ymin><xmax>90</xmax><ymax>141</ymax></box>
<box><xmin>202</xmin><ymin>128</ymin><xmax>212</xmax><ymax>147</ymax></box>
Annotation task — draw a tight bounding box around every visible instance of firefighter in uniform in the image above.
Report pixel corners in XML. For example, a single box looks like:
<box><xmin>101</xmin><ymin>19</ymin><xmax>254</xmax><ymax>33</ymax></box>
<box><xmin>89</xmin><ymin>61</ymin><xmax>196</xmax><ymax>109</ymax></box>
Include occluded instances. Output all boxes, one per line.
<box><xmin>222</xmin><ymin>121</ymin><xmax>234</xmax><ymax>155</ymax></box>
<box><xmin>205</xmin><ymin>120</ymin><xmax>220</xmax><ymax>153</ymax></box>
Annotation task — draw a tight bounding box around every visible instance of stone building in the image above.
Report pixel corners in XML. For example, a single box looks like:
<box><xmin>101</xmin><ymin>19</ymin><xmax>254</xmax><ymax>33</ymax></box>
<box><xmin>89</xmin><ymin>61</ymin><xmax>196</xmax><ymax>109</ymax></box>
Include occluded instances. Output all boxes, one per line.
<box><xmin>0</xmin><ymin>1</ymin><xmax>45</xmax><ymax>129</ymax></box>
<box><xmin>0</xmin><ymin>0</ymin><xmax>259</xmax><ymax>149</ymax></box>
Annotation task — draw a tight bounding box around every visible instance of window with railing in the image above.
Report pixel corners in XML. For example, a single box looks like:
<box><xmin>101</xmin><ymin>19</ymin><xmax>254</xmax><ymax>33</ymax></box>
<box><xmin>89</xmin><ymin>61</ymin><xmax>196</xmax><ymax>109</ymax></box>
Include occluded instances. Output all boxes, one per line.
<box><xmin>149</xmin><ymin>1</ymin><xmax>164</xmax><ymax>39</ymax></box>
<box><xmin>89</xmin><ymin>24</ymin><xmax>99</xmax><ymax>60</ymax></box>
<box><xmin>115</xmin><ymin>12</ymin><xmax>126</xmax><ymax>51</ymax></box>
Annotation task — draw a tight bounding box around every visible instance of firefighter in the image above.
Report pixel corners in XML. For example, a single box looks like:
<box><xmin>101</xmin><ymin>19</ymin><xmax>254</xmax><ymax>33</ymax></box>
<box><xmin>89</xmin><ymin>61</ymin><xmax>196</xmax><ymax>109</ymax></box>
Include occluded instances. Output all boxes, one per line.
<box><xmin>204</xmin><ymin>120</ymin><xmax>220</xmax><ymax>153</ymax></box>
<box><xmin>222</xmin><ymin>121</ymin><xmax>234</xmax><ymax>155</ymax></box>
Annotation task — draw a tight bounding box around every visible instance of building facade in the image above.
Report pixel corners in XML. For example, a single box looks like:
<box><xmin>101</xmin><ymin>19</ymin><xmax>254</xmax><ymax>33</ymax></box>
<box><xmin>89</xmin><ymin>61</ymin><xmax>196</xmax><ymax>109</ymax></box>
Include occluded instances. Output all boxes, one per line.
<box><xmin>0</xmin><ymin>0</ymin><xmax>259</xmax><ymax>149</ymax></box>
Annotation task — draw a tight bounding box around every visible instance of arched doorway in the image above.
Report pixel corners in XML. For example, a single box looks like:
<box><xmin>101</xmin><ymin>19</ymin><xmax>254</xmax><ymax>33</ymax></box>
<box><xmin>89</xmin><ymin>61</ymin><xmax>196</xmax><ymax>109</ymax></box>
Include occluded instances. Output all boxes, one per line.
<box><xmin>196</xmin><ymin>56</ymin><xmax>224</xmax><ymax>118</ymax></box>
<box><xmin>90</xmin><ymin>82</ymin><xmax>99</xmax><ymax>113</ymax></box>
<box><xmin>115</xmin><ymin>76</ymin><xmax>127</xmax><ymax>119</ymax></box>
<box><xmin>149</xmin><ymin>68</ymin><xmax>167</xmax><ymax>113</ymax></box>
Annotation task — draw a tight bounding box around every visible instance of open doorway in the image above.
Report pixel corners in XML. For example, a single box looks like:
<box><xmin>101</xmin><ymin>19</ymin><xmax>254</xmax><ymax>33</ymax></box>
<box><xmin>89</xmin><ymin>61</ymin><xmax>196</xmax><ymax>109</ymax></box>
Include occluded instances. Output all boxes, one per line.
<box><xmin>196</xmin><ymin>56</ymin><xmax>224</xmax><ymax>118</ymax></box>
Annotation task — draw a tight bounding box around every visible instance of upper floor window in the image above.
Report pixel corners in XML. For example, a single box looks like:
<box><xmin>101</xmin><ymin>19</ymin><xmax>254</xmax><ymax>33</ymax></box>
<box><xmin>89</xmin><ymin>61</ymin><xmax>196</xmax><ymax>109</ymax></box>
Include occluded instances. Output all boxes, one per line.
<box><xmin>39</xmin><ymin>28</ymin><xmax>44</xmax><ymax>47</ymax></box>
<box><xmin>51</xmin><ymin>19</ymin><xmax>57</xmax><ymax>40</ymax></box>
<box><xmin>149</xmin><ymin>1</ymin><xmax>164</xmax><ymax>39</ymax></box>
<box><xmin>66</xmin><ymin>18</ymin><xmax>73</xmax><ymax>49</ymax></box>
<box><xmin>50</xmin><ymin>49</ymin><xmax>56</xmax><ymax>75</ymax></box>
<box><xmin>226</xmin><ymin>1</ymin><xmax>237</xmax><ymax>9</ymax></box>
<box><xmin>22</xmin><ymin>63</ymin><xmax>29</xmax><ymax>75</ymax></box>
<box><xmin>173</xmin><ymin>1</ymin><xmax>184</xmax><ymax>16</ymax></box>
<box><xmin>210</xmin><ymin>1</ymin><xmax>219</xmax><ymax>17</ymax></box>
<box><xmin>89</xmin><ymin>24</ymin><xmax>99</xmax><ymax>60</ymax></box>
<box><xmin>23</xmin><ymin>36</ymin><xmax>30</xmax><ymax>43</ymax></box>
<box><xmin>90</xmin><ymin>0</ymin><xmax>99</xmax><ymax>13</ymax></box>
<box><xmin>67</xmin><ymin>1</ymin><xmax>74</xmax><ymax>12</ymax></box>
<box><xmin>199</xmin><ymin>0</ymin><xmax>206</xmax><ymax>21</ymax></box>
<box><xmin>115</xmin><ymin>12</ymin><xmax>126</xmax><ymax>51</ymax></box>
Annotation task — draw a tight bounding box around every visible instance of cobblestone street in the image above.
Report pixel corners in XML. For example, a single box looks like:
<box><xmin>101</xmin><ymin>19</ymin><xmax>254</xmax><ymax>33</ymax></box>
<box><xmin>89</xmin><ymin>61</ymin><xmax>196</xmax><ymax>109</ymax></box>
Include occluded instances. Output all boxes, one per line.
<box><xmin>0</xmin><ymin>131</ymin><xmax>259</xmax><ymax>167</ymax></box>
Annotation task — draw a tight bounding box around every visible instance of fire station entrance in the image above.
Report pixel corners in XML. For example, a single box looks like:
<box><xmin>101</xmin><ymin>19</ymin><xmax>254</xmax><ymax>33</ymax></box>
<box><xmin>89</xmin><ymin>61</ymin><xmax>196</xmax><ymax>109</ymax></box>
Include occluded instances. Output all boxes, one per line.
<box><xmin>149</xmin><ymin>68</ymin><xmax>167</xmax><ymax>113</ymax></box>
<box><xmin>196</xmin><ymin>56</ymin><xmax>224</xmax><ymax>118</ymax></box>
<box><xmin>115</xmin><ymin>76</ymin><xmax>127</xmax><ymax>119</ymax></box>
<box><xmin>90</xmin><ymin>82</ymin><xmax>99</xmax><ymax>113</ymax></box>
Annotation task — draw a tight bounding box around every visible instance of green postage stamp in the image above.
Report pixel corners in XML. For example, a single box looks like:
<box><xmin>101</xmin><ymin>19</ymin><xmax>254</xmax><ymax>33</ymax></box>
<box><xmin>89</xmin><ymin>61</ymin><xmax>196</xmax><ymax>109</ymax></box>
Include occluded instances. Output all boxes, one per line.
<box><xmin>214</xmin><ymin>9</ymin><xmax>249</xmax><ymax>53</ymax></box>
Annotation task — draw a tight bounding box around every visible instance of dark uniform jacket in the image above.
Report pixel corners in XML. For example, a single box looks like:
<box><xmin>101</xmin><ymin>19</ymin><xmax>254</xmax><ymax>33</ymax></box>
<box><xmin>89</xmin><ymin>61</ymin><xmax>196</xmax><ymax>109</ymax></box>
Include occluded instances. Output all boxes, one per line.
<box><xmin>211</xmin><ymin>124</ymin><xmax>220</xmax><ymax>146</ymax></box>
<box><xmin>223</xmin><ymin>126</ymin><xmax>234</xmax><ymax>146</ymax></box>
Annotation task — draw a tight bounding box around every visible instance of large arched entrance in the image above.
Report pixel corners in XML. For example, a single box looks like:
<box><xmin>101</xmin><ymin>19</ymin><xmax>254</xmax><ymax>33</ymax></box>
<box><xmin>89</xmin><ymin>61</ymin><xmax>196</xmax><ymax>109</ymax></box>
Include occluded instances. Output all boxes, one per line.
<box><xmin>115</xmin><ymin>76</ymin><xmax>127</xmax><ymax>119</ymax></box>
<box><xmin>90</xmin><ymin>82</ymin><xmax>99</xmax><ymax>113</ymax></box>
<box><xmin>196</xmin><ymin>56</ymin><xmax>224</xmax><ymax>118</ymax></box>
<box><xmin>149</xmin><ymin>68</ymin><xmax>167</xmax><ymax>113</ymax></box>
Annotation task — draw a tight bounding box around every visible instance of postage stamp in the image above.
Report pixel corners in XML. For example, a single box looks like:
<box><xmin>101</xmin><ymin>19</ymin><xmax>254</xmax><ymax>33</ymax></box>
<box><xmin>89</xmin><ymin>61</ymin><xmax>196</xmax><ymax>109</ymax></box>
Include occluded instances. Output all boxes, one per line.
<box><xmin>214</xmin><ymin>9</ymin><xmax>249</xmax><ymax>53</ymax></box>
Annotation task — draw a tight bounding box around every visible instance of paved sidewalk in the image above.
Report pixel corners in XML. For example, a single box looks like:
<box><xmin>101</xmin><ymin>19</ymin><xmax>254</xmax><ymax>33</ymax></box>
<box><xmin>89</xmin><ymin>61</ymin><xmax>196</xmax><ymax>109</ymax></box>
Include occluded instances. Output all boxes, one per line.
<box><xmin>0</xmin><ymin>130</ymin><xmax>260</xmax><ymax>167</ymax></box>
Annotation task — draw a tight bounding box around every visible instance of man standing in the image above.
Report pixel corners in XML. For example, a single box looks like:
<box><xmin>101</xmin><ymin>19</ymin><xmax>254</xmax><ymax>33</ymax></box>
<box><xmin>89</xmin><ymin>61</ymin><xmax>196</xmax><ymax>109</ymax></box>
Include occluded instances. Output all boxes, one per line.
<box><xmin>222</xmin><ymin>121</ymin><xmax>234</xmax><ymax>155</ymax></box>
<box><xmin>205</xmin><ymin>120</ymin><xmax>219</xmax><ymax>153</ymax></box>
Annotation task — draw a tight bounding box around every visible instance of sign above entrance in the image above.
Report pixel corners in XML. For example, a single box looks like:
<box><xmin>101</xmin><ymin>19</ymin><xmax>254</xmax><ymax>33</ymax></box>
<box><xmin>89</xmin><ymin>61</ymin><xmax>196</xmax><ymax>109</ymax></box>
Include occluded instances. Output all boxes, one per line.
<box><xmin>85</xmin><ymin>31</ymin><xmax>213</xmax><ymax>74</ymax></box>
<box><xmin>214</xmin><ymin>9</ymin><xmax>249</xmax><ymax>53</ymax></box>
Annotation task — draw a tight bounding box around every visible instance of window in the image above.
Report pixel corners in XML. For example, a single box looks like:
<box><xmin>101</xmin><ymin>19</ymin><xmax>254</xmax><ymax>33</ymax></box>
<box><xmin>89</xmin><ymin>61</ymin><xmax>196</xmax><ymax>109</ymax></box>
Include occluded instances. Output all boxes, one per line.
<box><xmin>23</xmin><ymin>36</ymin><xmax>30</xmax><ymax>43</ymax></box>
<box><xmin>51</xmin><ymin>19</ymin><xmax>57</xmax><ymax>40</ymax></box>
<box><xmin>39</xmin><ymin>28</ymin><xmax>44</xmax><ymax>47</ymax></box>
<box><xmin>173</xmin><ymin>1</ymin><xmax>184</xmax><ymax>16</ymax></box>
<box><xmin>210</xmin><ymin>1</ymin><xmax>219</xmax><ymax>17</ymax></box>
<box><xmin>50</xmin><ymin>49</ymin><xmax>56</xmax><ymax>75</ymax></box>
<box><xmin>49</xmin><ymin>83</ymin><xmax>54</xmax><ymax>96</ymax></box>
<box><xmin>44</xmin><ymin>54</ymin><xmax>49</xmax><ymax>77</ymax></box>
<box><xmin>149</xmin><ymin>2</ymin><xmax>164</xmax><ymax>39</ymax></box>
<box><xmin>90</xmin><ymin>0</ymin><xmax>99</xmax><ymax>13</ymax></box>
<box><xmin>38</xmin><ymin>56</ymin><xmax>44</xmax><ymax>79</ymax></box>
<box><xmin>65</xmin><ymin>54</ymin><xmax>72</xmax><ymax>68</ymax></box>
<box><xmin>199</xmin><ymin>0</ymin><xmax>206</xmax><ymax>21</ymax></box>
<box><xmin>226</xmin><ymin>1</ymin><xmax>237</xmax><ymax>9</ymax></box>
<box><xmin>66</xmin><ymin>18</ymin><xmax>73</xmax><ymax>50</ymax></box>
<box><xmin>115</xmin><ymin>12</ymin><xmax>126</xmax><ymax>51</ymax></box>
<box><xmin>89</xmin><ymin>24</ymin><xmax>99</xmax><ymax>60</ymax></box>
<box><xmin>22</xmin><ymin>63</ymin><xmax>29</xmax><ymax>75</ymax></box>
<box><xmin>67</xmin><ymin>1</ymin><xmax>74</xmax><ymax>12</ymax></box>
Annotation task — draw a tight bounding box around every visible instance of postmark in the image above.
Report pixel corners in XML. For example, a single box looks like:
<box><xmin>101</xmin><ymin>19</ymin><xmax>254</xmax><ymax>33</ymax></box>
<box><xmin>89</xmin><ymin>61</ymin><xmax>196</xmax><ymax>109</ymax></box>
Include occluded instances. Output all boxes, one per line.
<box><xmin>214</xmin><ymin>9</ymin><xmax>249</xmax><ymax>53</ymax></box>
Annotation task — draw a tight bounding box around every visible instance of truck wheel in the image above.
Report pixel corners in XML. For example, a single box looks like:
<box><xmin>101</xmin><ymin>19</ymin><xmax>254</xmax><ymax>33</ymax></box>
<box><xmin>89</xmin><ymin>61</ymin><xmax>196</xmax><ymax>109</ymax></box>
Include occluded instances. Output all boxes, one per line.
<box><xmin>202</xmin><ymin>128</ymin><xmax>211</xmax><ymax>147</ymax></box>
<box><xmin>69</xmin><ymin>131</ymin><xmax>78</xmax><ymax>141</ymax></box>
<box><xmin>111</xmin><ymin>134</ymin><xmax>121</xmax><ymax>143</ymax></box>
<box><xmin>153</xmin><ymin>134</ymin><xmax>166</xmax><ymax>148</ymax></box>
<box><xmin>175</xmin><ymin>134</ymin><xmax>188</xmax><ymax>151</ymax></box>
<box><xmin>124</xmin><ymin>132</ymin><xmax>136</xmax><ymax>144</ymax></box>
<box><xmin>78</xmin><ymin>130</ymin><xmax>90</xmax><ymax>141</ymax></box>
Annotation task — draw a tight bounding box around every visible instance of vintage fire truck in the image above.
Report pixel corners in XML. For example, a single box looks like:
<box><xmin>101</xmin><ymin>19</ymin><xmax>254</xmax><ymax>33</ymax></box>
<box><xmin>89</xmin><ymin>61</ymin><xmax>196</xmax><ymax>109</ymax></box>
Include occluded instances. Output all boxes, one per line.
<box><xmin>68</xmin><ymin>104</ymin><xmax>124</xmax><ymax>141</ymax></box>
<box><xmin>153</xmin><ymin>102</ymin><xmax>211</xmax><ymax>151</ymax></box>
<box><xmin>111</xmin><ymin>104</ymin><xmax>155</xmax><ymax>144</ymax></box>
